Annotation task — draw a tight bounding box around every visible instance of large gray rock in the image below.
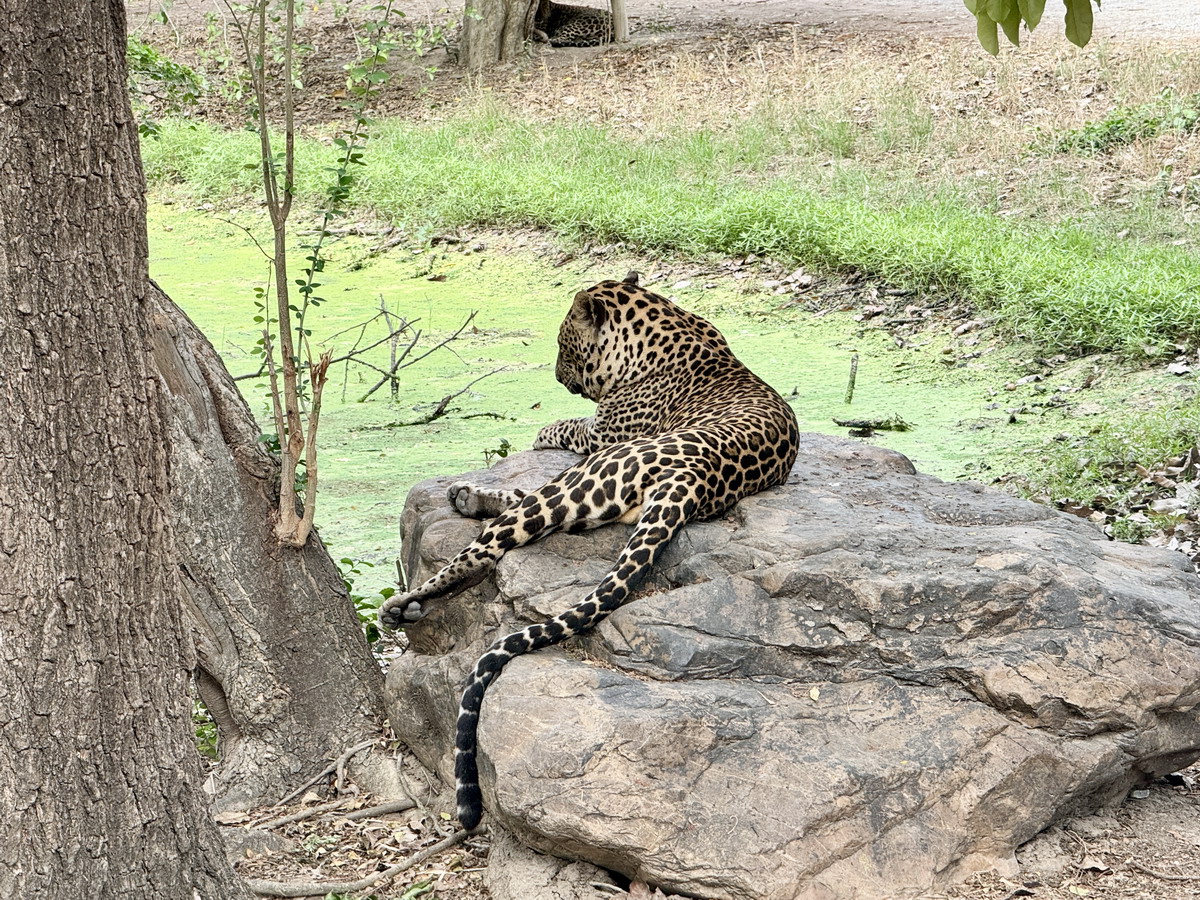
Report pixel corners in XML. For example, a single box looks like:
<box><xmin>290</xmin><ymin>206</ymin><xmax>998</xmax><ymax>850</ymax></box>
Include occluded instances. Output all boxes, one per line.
<box><xmin>484</xmin><ymin>827</ymin><xmax>618</xmax><ymax>900</ymax></box>
<box><xmin>384</xmin><ymin>434</ymin><xmax>1200</xmax><ymax>899</ymax></box>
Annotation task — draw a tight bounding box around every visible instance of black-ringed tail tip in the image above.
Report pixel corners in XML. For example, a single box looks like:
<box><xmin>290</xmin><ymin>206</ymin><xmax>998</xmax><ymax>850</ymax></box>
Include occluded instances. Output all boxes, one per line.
<box><xmin>457</xmin><ymin>784</ymin><xmax>484</xmax><ymax>830</ymax></box>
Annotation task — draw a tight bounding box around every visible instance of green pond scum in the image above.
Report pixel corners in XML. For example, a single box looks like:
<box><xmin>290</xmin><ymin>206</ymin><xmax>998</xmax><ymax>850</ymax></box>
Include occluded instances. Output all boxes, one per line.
<box><xmin>148</xmin><ymin>201</ymin><xmax>1182</xmax><ymax>595</ymax></box>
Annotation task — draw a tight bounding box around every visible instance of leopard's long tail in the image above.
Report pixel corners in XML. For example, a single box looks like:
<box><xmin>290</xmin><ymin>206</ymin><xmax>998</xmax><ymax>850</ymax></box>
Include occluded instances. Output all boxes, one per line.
<box><xmin>454</xmin><ymin>469</ymin><xmax>703</xmax><ymax>830</ymax></box>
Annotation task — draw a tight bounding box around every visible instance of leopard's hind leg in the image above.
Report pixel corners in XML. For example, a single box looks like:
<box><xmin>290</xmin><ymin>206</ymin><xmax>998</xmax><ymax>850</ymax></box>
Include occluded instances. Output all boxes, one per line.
<box><xmin>454</xmin><ymin>467</ymin><xmax>705</xmax><ymax>829</ymax></box>
<box><xmin>380</xmin><ymin>444</ymin><xmax>655</xmax><ymax>629</ymax></box>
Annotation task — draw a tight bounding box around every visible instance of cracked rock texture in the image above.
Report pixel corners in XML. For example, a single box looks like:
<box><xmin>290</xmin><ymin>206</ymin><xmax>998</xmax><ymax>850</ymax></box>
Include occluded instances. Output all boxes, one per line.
<box><xmin>384</xmin><ymin>434</ymin><xmax>1200</xmax><ymax>899</ymax></box>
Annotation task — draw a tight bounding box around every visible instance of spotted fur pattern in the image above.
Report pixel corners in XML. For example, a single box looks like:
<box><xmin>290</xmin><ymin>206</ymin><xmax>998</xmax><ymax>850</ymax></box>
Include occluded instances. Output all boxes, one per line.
<box><xmin>380</xmin><ymin>273</ymin><xmax>800</xmax><ymax>829</ymax></box>
<box><xmin>534</xmin><ymin>0</ymin><xmax>613</xmax><ymax>47</ymax></box>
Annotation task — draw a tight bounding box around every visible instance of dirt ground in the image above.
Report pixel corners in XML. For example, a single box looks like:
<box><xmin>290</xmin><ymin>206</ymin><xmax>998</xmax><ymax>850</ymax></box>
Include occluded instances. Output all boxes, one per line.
<box><xmin>129</xmin><ymin>0</ymin><xmax>1200</xmax><ymax>41</ymax></box>
<box><xmin>132</xmin><ymin>1</ymin><xmax>1200</xmax><ymax>897</ymax></box>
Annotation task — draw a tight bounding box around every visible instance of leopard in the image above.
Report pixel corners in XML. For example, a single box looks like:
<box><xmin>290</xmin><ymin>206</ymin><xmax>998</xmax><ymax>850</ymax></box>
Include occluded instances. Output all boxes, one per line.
<box><xmin>533</xmin><ymin>0</ymin><xmax>614</xmax><ymax>47</ymax></box>
<box><xmin>380</xmin><ymin>272</ymin><xmax>800</xmax><ymax>830</ymax></box>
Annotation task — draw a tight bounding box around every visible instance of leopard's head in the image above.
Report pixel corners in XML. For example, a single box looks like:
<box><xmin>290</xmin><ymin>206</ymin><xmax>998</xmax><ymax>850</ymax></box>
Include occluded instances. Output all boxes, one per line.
<box><xmin>554</xmin><ymin>286</ymin><xmax>609</xmax><ymax>400</ymax></box>
<box><xmin>554</xmin><ymin>271</ymin><xmax>729</xmax><ymax>401</ymax></box>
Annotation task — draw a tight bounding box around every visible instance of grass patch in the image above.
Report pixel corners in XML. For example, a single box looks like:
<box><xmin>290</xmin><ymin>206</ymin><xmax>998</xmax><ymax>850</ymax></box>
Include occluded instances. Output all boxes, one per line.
<box><xmin>1050</xmin><ymin>89</ymin><xmax>1200</xmax><ymax>154</ymax></box>
<box><xmin>127</xmin><ymin>36</ymin><xmax>204</xmax><ymax>119</ymax></box>
<box><xmin>1029</xmin><ymin>397</ymin><xmax>1200</xmax><ymax>503</ymax></box>
<box><xmin>143</xmin><ymin>112</ymin><xmax>1200</xmax><ymax>355</ymax></box>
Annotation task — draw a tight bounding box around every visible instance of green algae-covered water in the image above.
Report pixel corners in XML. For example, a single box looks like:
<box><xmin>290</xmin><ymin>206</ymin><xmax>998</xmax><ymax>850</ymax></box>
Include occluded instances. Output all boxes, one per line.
<box><xmin>146</xmin><ymin>202</ymin><xmax>1092</xmax><ymax>594</ymax></box>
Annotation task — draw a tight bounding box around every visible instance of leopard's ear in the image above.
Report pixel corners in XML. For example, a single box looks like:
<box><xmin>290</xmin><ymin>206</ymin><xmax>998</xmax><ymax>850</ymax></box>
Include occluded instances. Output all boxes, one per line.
<box><xmin>571</xmin><ymin>290</ymin><xmax>608</xmax><ymax>329</ymax></box>
<box><xmin>622</xmin><ymin>270</ymin><xmax>640</xmax><ymax>286</ymax></box>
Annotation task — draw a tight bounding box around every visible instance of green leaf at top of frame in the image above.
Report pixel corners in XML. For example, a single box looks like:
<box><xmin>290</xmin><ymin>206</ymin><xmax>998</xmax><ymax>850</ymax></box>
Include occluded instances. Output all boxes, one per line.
<box><xmin>1017</xmin><ymin>0</ymin><xmax>1045</xmax><ymax>30</ymax></box>
<box><xmin>976</xmin><ymin>11</ymin><xmax>1000</xmax><ymax>55</ymax></box>
<box><xmin>1064</xmin><ymin>0</ymin><xmax>1093</xmax><ymax>47</ymax></box>
<box><xmin>997</xmin><ymin>0</ymin><xmax>1022</xmax><ymax>44</ymax></box>
<box><xmin>984</xmin><ymin>0</ymin><xmax>1009</xmax><ymax>22</ymax></box>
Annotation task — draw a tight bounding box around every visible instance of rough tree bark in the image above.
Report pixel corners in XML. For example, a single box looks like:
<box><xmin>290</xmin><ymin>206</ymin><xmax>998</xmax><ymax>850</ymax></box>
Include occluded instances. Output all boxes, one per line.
<box><xmin>460</xmin><ymin>0</ymin><xmax>538</xmax><ymax>68</ymax></box>
<box><xmin>148</xmin><ymin>281</ymin><xmax>387</xmax><ymax>812</ymax></box>
<box><xmin>0</xmin><ymin>0</ymin><xmax>250</xmax><ymax>896</ymax></box>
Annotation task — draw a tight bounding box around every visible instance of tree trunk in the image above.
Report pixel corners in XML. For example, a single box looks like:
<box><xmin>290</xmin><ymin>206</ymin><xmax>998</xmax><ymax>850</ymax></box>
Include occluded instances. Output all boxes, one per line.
<box><xmin>461</xmin><ymin>0</ymin><xmax>537</xmax><ymax>68</ymax></box>
<box><xmin>0</xmin><ymin>0</ymin><xmax>249</xmax><ymax>896</ymax></box>
<box><xmin>147</xmin><ymin>281</ymin><xmax>388</xmax><ymax>811</ymax></box>
<box><xmin>611</xmin><ymin>0</ymin><xmax>629</xmax><ymax>41</ymax></box>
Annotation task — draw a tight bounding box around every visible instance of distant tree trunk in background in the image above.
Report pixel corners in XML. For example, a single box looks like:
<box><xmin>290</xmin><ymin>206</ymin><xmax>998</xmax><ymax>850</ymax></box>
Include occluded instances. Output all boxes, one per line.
<box><xmin>611</xmin><ymin>0</ymin><xmax>628</xmax><ymax>41</ymax></box>
<box><xmin>148</xmin><ymin>282</ymin><xmax>387</xmax><ymax>812</ymax></box>
<box><xmin>461</xmin><ymin>0</ymin><xmax>536</xmax><ymax>68</ymax></box>
<box><xmin>0</xmin><ymin>0</ymin><xmax>249</xmax><ymax>895</ymax></box>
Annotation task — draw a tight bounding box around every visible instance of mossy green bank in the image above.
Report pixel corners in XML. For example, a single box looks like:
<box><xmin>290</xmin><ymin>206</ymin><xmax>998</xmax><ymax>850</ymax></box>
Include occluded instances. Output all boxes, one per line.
<box><xmin>149</xmin><ymin>201</ymin><xmax>1192</xmax><ymax>595</ymax></box>
<box><xmin>142</xmin><ymin>113</ymin><xmax>1200</xmax><ymax>357</ymax></box>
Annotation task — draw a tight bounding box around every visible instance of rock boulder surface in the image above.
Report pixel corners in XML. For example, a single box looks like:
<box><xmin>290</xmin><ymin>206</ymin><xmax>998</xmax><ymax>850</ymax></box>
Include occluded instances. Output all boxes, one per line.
<box><xmin>384</xmin><ymin>434</ymin><xmax>1200</xmax><ymax>899</ymax></box>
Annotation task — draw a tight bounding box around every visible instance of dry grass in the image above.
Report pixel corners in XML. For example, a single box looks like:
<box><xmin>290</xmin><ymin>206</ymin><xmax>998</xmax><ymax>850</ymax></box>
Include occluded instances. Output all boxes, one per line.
<box><xmin>139</xmin><ymin>9</ymin><xmax>1200</xmax><ymax>246</ymax></box>
<box><xmin>458</xmin><ymin>28</ymin><xmax>1200</xmax><ymax>241</ymax></box>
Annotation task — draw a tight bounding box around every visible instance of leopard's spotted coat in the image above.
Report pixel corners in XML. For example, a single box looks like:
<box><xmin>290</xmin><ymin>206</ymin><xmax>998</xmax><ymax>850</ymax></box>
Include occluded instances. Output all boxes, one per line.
<box><xmin>380</xmin><ymin>273</ymin><xmax>800</xmax><ymax>829</ymax></box>
<box><xmin>534</xmin><ymin>0</ymin><xmax>613</xmax><ymax>46</ymax></box>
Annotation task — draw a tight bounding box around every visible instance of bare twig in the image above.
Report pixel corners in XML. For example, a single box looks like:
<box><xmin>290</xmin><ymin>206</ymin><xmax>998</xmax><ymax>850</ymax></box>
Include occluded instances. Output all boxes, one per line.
<box><xmin>844</xmin><ymin>351</ymin><xmax>858</xmax><ymax>405</ymax></box>
<box><xmin>275</xmin><ymin>739</ymin><xmax>376</xmax><ymax>807</ymax></box>
<box><xmin>233</xmin><ymin>360</ymin><xmax>268</xmax><ymax>382</ymax></box>
<box><xmin>344</xmin><ymin>798</ymin><xmax>418</xmax><ymax>821</ymax></box>
<box><xmin>327</xmin><ymin>326</ymin><xmax>417</xmax><ymax>368</ymax></box>
<box><xmin>379</xmin><ymin>296</ymin><xmax>403</xmax><ymax>401</ymax></box>
<box><xmin>322</xmin><ymin>310</ymin><xmax>410</xmax><ymax>344</ymax></box>
<box><xmin>214</xmin><ymin>216</ymin><xmax>273</xmax><ymax>263</ymax></box>
<box><xmin>1128</xmin><ymin>860</ymin><xmax>1198</xmax><ymax>882</ymax></box>
<box><xmin>261</xmin><ymin>329</ymin><xmax>287</xmax><ymax>459</ymax></box>
<box><xmin>359</xmin><ymin>311</ymin><xmax>477</xmax><ymax>402</ymax></box>
<box><xmin>393</xmin><ymin>311</ymin><xmax>476</xmax><ymax>373</ymax></box>
<box><xmin>259</xmin><ymin>796</ymin><xmax>353</xmax><ymax>830</ymax></box>
<box><xmin>367</xmin><ymin>367</ymin><xmax>509</xmax><ymax>428</ymax></box>
<box><xmin>295</xmin><ymin>351</ymin><xmax>331</xmax><ymax>542</ymax></box>
<box><xmin>343</xmin><ymin>357</ymin><xmax>400</xmax><ymax>380</ymax></box>
<box><xmin>245</xmin><ymin>828</ymin><xmax>478</xmax><ymax>897</ymax></box>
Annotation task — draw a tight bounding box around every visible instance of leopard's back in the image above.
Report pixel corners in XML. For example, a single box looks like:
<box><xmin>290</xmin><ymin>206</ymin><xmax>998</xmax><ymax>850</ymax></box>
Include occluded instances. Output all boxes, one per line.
<box><xmin>536</xmin><ymin>0</ymin><xmax>613</xmax><ymax>46</ymax></box>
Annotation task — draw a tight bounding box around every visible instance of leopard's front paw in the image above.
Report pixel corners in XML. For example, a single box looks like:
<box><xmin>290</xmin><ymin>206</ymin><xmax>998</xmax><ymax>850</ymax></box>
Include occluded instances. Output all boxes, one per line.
<box><xmin>531</xmin><ymin>426</ymin><xmax>557</xmax><ymax>450</ymax></box>
<box><xmin>448</xmin><ymin>481</ymin><xmax>523</xmax><ymax>519</ymax></box>
<box><xmin>379</xmin><ymin>594</ymin><xmax>426</xmax><ymax>630</ymax></box>
<box><xmin>448</xmin><ymin>481</ymin><xmax>489</xmax><ymax>518</ymax></box>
